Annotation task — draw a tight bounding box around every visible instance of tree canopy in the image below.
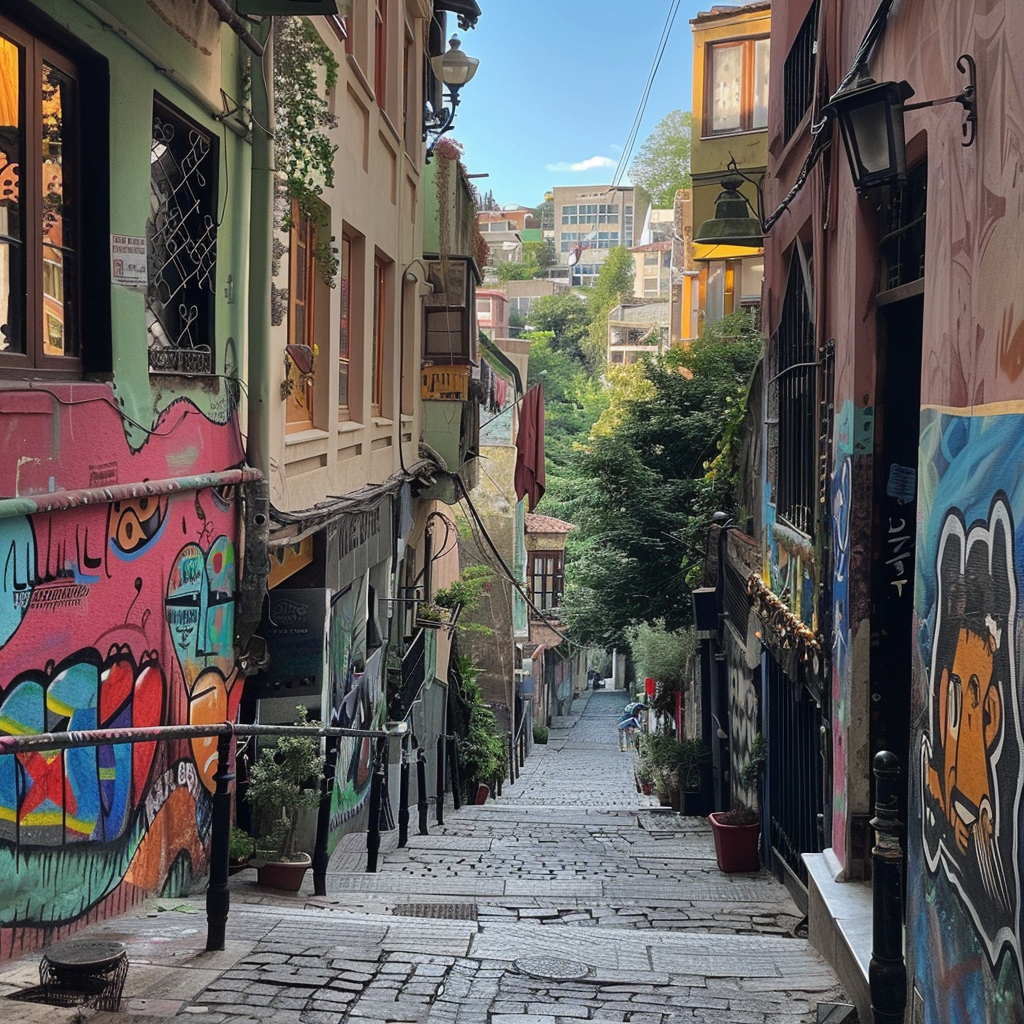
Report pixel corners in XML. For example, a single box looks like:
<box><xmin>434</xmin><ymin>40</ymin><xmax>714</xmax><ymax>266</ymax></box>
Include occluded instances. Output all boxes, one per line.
<box><xmin>560</xmin><ymin>310</ymin><xmax>763</xmax><ymax>648</ymax></box>
<box><xmin>527</xmin><ymin>292</ymin><xmax>590</xmax><ymax>363</ymax></box>
<box><xmin>630</xmin><ymin>109</ymin><xmax>692</xmax><ymax>208</ymax></box>
<box><xmin>582</xmin><ymin>246</ymin><xmax>636</xmax><ymax>369</ymax></box>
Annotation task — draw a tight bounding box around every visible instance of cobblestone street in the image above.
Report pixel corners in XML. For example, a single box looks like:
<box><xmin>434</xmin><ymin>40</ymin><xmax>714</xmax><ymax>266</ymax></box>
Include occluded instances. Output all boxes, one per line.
<box><xmin>0</xmin><ymin>691</ymin><xmax>848</xmax><ymax>1023</ymax></box>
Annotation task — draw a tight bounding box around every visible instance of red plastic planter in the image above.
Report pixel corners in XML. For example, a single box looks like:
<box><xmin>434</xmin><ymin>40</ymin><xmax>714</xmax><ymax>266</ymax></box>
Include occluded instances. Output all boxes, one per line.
<box><xmin>708</xmin><ymin>812</ymin><xmax>761</xmax><ymax>872</ymax></box>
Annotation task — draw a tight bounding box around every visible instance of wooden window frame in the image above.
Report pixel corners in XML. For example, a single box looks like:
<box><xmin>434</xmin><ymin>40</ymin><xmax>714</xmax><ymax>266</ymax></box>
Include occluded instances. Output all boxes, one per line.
<box><xmin>326</xmin><ymin>14</ymin><xmax>352</xmax><ymax>54</ymax></box>
<box><xmin>371</xmin><ymin>255</ymin><xmax>389</xmax><ymax>415</ymax></box>
<box><xmin>704</xmin><ymin>36</ymin><xmax>770</xmax><ymax>137</ymax></box>
<box><xmin>530</xmin><ymin>550</ymin><xmax>565</xmax><ymax>613</ymax></box>
<box><xmin>286</xmin><ymin>198</ymin><xmax>317</xmax><ymax>433</ymax></box>
<box><xmin>338</xmin><ymin>233</ymin><xmax>352</xmax><ymax>418</ymax></box>
<box><xmin>0</xmin><ymin>15</ymin><xmax>82</xmax><ymax>375</ymax></box>
<box><xmin>374</xmin><ymin>0</ymin><xmax>388</xmax><ymax>108</ymax></box>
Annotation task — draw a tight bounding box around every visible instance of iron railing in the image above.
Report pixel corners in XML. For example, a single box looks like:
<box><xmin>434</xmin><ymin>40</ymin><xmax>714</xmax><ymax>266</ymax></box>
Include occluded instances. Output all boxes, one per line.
<box><xmin>765</xmin><ymin>657</ymin><xmax>825</xmax><ymax>894</ymax></box>
<box><xmin>0</xmin><ymin>722</ymin><xmax>395</xmax><ymax>953</ymax></box>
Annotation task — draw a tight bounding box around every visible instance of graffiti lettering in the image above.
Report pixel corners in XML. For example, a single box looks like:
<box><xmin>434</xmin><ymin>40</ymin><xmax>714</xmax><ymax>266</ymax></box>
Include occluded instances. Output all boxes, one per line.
<box><xmin>887</xmin><ymin>517</ymin><xmax>912</xmax><ymax>596</ymax></box>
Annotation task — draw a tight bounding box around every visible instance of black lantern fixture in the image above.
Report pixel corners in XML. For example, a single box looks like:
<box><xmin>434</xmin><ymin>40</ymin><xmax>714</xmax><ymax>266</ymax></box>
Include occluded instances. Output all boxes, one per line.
<box><xmin>424</xmin><ymin>35</ymin><xmax>480</xmax><ymax>155</ymax></box>
<box><xmin>694</xmin><ymin>159</ymin><xmax>765</xmax><ymax>249</ymax></box>
<box><xmin>824</xmin><ymin>55</ymin><xmax>977</xmax><ymax>195</ymax></box>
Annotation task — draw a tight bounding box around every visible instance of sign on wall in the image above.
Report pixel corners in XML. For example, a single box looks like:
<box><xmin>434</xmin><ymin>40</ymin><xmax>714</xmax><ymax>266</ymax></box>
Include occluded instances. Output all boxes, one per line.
<box><xmin>422</xmin><ymin>365</ymin><xmax>470</xmax><ymax>400</ymax></box>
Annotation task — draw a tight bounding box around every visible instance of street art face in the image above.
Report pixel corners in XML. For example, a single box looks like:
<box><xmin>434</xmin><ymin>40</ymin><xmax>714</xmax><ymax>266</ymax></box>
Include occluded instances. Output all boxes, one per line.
<box><xmin>0</xmin><ymin>470</ymin><xmax>240</xmax><ymax>953</ymax></box>
<box><xmin>919</xmin><ymin>496</ymin><xmax>1023</xmax><ymax>979</ymax></box>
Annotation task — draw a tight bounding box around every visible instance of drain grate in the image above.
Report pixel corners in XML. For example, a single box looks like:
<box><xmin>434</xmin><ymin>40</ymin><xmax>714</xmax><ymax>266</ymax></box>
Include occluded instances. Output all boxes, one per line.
<box><xmin>515</xmin><ymin>955</ymin><xmax>590</xmax><ymax>980</ymax></box>
<box><xmin>392</xmin><ymin>902</ymin><xmax>478</xmax><ymax>920</ymax></box>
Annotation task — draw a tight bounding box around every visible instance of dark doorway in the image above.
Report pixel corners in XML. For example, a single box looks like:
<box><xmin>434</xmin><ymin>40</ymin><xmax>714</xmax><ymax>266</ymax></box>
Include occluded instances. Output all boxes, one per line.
<box><xmin>871</xmin><ymin>289</ymin><xmax>923</xmax><ymax>832</ymax></box>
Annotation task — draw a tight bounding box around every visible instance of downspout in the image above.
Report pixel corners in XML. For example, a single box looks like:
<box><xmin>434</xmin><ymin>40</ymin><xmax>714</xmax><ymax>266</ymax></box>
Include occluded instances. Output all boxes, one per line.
<box><xmin>237</xmin><ymin>15</ymin><xmax>274</xmax><ymax>652</ymax></box>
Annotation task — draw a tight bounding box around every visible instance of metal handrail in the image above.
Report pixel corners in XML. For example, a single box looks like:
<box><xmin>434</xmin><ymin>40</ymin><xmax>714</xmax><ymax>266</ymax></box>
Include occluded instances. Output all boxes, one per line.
<box><xmin>0</xmin><ymin>721</ymin><xmax>397</xmax><ymax>952</ymax></box>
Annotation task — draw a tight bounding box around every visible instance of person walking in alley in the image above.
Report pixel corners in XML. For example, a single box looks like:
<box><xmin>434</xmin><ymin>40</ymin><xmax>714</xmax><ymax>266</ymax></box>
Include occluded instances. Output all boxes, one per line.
<box><xmin>617</xmin><ymin>707</ymin><xmax>641</xmax><ymax>751</ymax></box>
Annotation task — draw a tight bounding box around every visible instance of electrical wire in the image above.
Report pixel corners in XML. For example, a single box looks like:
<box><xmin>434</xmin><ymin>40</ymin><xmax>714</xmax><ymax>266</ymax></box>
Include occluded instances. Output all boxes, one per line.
<box><xmin>452</xmin><ymin>473</ymin><xmax>583</xmax><ymax>650</ymax></box>
<box><xmin>611</xmin><ymin>0</ymin><xmax>682</xmax><ymax>190</ymax></box>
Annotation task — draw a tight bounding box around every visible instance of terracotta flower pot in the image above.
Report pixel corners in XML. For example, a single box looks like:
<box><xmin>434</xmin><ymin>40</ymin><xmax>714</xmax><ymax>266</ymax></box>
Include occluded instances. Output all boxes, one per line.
<box><xmin>708</xmin><ymin>812</ymin><xmax>761</xmax><ymax>872</ymax></box>
<box><xmin>641</xmin><ymin>782</ymin><xmax>654</xmax><ymax>795</ymax></box>
<box><xmin>256</xmin><ymin>852</ymin><xmax>312</xmax><ymax>891</ymax></box>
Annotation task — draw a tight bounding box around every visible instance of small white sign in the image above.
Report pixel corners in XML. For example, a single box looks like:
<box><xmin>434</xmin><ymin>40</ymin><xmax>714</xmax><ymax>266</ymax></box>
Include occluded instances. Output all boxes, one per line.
<box><xmin>110</xmin><ymin>234</ymin><xmax>148</xmax><ymax>288</ymax></box>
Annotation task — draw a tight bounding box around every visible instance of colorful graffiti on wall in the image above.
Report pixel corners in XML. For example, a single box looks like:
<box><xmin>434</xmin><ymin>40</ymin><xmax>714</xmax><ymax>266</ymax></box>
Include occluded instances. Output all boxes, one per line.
<box><xmin>913</xmin><ymin>409</ymin><xmax>1024</xmax><ymax>1021</ymax></box>
<box><xmin>326</xmin><ymin>577</ymin><xmax>384</xmax><ymax>849</ymax></box>
<box><xmin>0</xmin><ymin>394</ymin><xmax>243</xmax><ymax>956</ymax></box>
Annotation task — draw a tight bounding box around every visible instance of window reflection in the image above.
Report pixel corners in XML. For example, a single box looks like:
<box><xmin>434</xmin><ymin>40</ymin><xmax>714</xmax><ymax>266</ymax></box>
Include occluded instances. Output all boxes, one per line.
<box><xmin>0</xmin><ymin>32</ymin><xmax>23</xmax><ymax>355</ymax></box>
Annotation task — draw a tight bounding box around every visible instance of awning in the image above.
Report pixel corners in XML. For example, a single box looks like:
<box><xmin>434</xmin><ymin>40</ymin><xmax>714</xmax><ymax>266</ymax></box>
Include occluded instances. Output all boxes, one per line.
<box><xmin>434</xmin><ymin>0</ymin><xmax>481</xmax><ymax>30</ymax></box>
<box><xmin>479</xmin><ymin>336</ymin><xmax>524</xmax><ymax>397</ymax></box>
<box><xmin>692</xmin><ymin>242</ymin><xmax>764</xmax><ymax>263</ymax></box>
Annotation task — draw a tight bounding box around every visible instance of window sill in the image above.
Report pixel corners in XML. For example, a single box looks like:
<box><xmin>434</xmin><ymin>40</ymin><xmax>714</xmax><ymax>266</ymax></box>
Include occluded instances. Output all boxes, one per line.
<box><xmin>701</xmin><ymin>127</ymin><xmax>768</xmax><ymax>141</ymax></box>
<box><xmin>338</xmin><ymin>419</ymin><xmax>365</xmax><ymax>434</ymax></box>
<box><xmin>372</xmin><ymin>417</ymin><xmax>393</xmax><ymax>428</ymax></box>
<box><xmin>379</xmin><ymin>108</ymin><xmax>402</xmax><ymax>147</ymax></box>
<box><xmin>285</xmin><ymin>427</ymin><xmax>330</xmax><ymax>446</ymax></box>
<box><xmin>346</xmin><ymin>54</ymin><xmax>374</xmax><ymax>105</ymax></box>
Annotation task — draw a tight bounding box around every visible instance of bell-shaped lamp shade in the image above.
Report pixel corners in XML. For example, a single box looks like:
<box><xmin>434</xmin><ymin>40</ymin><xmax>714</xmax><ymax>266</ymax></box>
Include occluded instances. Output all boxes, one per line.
<box><xmin>430</xmin><ymin>36</ymin><xmax>479</xmax><ymax>89</ymax></box>
<box><xmin>694</xmin><ymin>173</ymin><xmax>763</xmax><ymax>248</ymax></box>
<box><xmin>823</xmin><ymin>75</ymin><xmax>915</xmax><ymax>193</ymax></box>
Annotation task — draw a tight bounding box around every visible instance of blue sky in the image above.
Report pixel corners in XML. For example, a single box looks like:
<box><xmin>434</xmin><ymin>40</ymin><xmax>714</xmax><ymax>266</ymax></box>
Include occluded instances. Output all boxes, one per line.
<box><xmin>447</xmin><ymin>1</ymin><xmax>706</xmax><ymax>209</ymax></box>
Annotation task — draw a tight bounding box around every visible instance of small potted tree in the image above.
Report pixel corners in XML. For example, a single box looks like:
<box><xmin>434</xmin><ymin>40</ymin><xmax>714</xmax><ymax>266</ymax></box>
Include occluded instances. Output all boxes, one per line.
<box><xmin>245</xmin><ymin>706</ymin><xmax>325</xmax><ymax>891</ymax></box>
<box><xmin>709</xmin><ymin>804</ymin><xmax>761</xmax><ymax>872</ymax></box>
<box><xmin>675</xmin><ymin>739</ymin><xmax>712</xmax><ymax>814</ymax></box>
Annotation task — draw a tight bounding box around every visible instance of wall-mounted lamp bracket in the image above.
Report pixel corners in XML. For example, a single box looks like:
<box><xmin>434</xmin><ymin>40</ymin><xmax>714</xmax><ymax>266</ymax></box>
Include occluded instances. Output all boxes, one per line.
<box><xmin>902</xmin><ymin>53</ymin><xmax>977</xmax><ymax>147</ymax></box>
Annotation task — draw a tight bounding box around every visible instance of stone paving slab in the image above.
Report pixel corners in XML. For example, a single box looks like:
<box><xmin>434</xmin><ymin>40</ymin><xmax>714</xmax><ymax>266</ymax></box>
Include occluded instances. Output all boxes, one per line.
<box><xmin>0</xmin><ymin>688</ymin><xmax>847</xmax><ymax>1024</ymax></box>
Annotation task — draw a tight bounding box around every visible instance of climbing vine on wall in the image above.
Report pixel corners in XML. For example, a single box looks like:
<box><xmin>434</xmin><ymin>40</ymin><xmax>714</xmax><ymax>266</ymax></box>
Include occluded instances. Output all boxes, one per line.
<box><xmin>273</xmin><ymin>18</ymin><xmax>340</xmax><ymax>284</ymax></box>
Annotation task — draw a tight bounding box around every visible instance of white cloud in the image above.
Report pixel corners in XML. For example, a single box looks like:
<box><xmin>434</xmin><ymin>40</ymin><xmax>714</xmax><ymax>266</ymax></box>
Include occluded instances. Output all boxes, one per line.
<box><xmin>544</xmin><ymin>155</ymin><xmax>617</xmax><ymax>173</ymax></box>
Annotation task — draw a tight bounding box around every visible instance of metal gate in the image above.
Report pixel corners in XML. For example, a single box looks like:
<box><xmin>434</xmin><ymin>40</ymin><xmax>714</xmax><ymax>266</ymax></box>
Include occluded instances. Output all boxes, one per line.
<box><xmin>764</xmin><ymin>656</ymin><xmax>825</xmax><ymax>900</ymax></box>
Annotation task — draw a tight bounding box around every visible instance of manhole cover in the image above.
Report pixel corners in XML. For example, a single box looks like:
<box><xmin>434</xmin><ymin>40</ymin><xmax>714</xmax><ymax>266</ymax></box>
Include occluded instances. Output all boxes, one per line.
<box><xmin>392</xmin><ymin>902</ymin><xmax>478</xmax><ymax>920</ymax></box>
<box><xmin>515</xmin><ymin>956</ymin><xmax>590</xmax><ymax>980</ymax></box>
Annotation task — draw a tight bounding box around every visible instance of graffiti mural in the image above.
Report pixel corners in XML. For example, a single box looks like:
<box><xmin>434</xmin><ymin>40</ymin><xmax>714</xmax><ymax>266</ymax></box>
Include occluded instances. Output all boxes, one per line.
<box><xmin>326</xmin><ymin>577</ymin><xmax>385</xmax><ymax>848</ymax></box>
<box><xmin>0</xmin><ymin>395</ymin><xmax>243</xmax><ymax>956</ymax></box>
<box><xmin>912</xmin><ymin>409</ymin><xmax>1024</xmax><ymax>1019</ymax></box>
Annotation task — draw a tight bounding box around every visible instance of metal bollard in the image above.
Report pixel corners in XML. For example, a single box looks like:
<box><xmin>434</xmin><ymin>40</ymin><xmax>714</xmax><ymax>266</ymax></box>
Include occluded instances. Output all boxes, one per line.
<box><xmin>206</xmin><ymin>732</ymin><xmax>235</xmax><ymax>951</ymax></box>
<box><xmin>436</xmin><ymin>734</ymin><xmax>445</xmax><ymax>826</ymax></box>
<box><xmin>509</xmin><ymin>733</ymin><xmax>516</xmax><ymax>784</ymax></box>
<box><xmin>398</xmin><ymin>738</ymin><xmax>410</xmax><ymax>848</ymax></box>
<box><xmin>365</xmin><ymin>739</ymin><xmax>384</xmax><ymax>873</ymax></box>
<box><xmin>869</xmin><ymin>751</ymin><xmax>907</xmax><ymax>1024</ymax></box>
<box><xmin>449</xmin><ymin>736</ymin><xmax>462</xmax><ymax>811</ymax></box>
<box><xmin>313</xmin><ymin>736</ymin><xmax>338</xmax><ymax>896</ymax></box>
<box><xmin>417</xmin><ymin>747</ymin><xmax>429</xmax><ymax>835</ymax></box>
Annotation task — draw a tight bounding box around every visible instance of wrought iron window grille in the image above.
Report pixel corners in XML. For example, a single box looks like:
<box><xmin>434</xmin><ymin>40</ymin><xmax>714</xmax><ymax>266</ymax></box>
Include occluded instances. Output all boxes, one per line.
<box><xmin>146</xmin><ymin>103</ymin><xmax>218</xmax><ymax>374</ymax></box>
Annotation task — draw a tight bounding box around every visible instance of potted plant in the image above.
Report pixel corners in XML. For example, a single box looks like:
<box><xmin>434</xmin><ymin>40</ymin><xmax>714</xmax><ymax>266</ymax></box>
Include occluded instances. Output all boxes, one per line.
<box><xmin>709</xmin><ymin>804</ymin><xmax>761</xmax><ymax>872</ymax></box>
<box><xmin>229</xmin><ymin>826</ymin><xmax>256</xmax><ymax>874</ymax></box>
<box><xmin>673</xmin><ymin>738</ymin><xmax>712</xmax><ymax>815</ymax></box>
<box><xmin>245</xmin><ymin>706</ymin><xmax>325</xmax><ymax>891</ymax></box>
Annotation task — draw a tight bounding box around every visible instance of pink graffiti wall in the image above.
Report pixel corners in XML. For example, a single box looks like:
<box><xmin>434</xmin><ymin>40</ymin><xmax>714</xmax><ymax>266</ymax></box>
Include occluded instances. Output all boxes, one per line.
<box><xmin>0</xmin><ymin>386</ymin><xmax>245</xmax><ymax>957</ymax></box>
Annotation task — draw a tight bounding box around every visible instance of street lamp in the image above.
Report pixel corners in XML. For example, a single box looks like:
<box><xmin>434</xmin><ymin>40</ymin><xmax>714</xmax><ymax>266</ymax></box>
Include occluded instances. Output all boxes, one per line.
<box><xmin>693</xmin><ymin>160</ymin><xmax>764</xmax><ymax>250</ymax></box>
<box><xmin>424</xmin><ymin>35</ymin><xmax>480</xmax><ymax>155</ymax></box>
<box><xmin>823</xmin><ymin>54</ymin><xmax>977</xmax><ymax>195</ymax></box>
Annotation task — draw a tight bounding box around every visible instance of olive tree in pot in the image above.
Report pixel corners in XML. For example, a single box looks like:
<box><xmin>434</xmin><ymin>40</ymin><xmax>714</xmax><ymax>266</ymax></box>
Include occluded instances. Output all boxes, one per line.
<box><xmin>245</xmin><ymin>706</ymin><xmax>325</xmax><ymax>891</ymax></box>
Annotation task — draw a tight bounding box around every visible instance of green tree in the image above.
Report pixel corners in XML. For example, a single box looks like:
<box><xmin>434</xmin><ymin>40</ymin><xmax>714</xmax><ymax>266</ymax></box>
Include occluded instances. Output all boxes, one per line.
<box><xmin>582</xmin><ymin>246</ymin><xmax>635</xmax><ymax>369</ymax></box>
<box><xmin>522</xmin><ymin>239</ymin><xmax>556</xmax><ymax>269</ymax></box>
<box><xmin>496</xmin><ymin>262</ymin><xmax>536</xmax><ymax>282</ymax></box>
<box><xmin>560</xmin><ymin>311</ymin><xmax>762</xmax><ymax>647</ymax></box>
<box><xmin>630</xmin><ymin>109</ymin><xmax>692</xmax><ymax>208</ymax></box>
<box><xmin>528</xmin><ymin>292</ymin><xmax>590</xmax><ymax>362</ymax></box>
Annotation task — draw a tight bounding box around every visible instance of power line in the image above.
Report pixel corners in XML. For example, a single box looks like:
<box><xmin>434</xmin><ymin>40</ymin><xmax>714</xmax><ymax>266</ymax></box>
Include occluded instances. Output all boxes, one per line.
<box><xmin>612</xmin><ymin>0</ymin><xmax>682</xmax><ymax>189</ymax></box>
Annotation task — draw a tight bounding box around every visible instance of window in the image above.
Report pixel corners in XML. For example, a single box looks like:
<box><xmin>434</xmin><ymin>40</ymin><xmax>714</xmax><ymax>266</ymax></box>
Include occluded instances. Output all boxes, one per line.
<box><xmin>769</xmin><ymin>251</ymin><xmax>817</xmax><ymax>535</ymax></box>
<box><xmin>286</xmin><ymin>200</ymin><xmax>317</xmax><ymax>432</ymax></box>
<box><xmin>372</xmin><ymin>256</ymin><xmax>389</xmax><ymax>414</ymax></box>
<box><xmin>783</xmin><ymin>1</ymin><xmax>819</xmax><ymax>142</ymax></box>
<box><xmin>706</xmin><ymin>37</ymin><xmax>769</xmax><ymax>135</ymax></box>
<box><xmin>326</xmin><ymin>13</ymin><xmax>352</xmax><ymax>54</ymax></box>
<box><xmin>530</xmin><ymin>551</ymin><xmax>564</xmax><ymax>612</ymax></box>
<box><xmin>0</xmin><ymin>18</ymin><xmax>81</xmax><ymax>371</ymax></box>
<box><xmin>338</xmin><ymin>234</ymin><xmax>351</xmax><ymax>415</ymax></box>
<box><xmin>147</xmin><ymin>99</ymin><xmax>218</xmax><ymax>373</ymax></box>
<box><xmin>374</xmin><ymin>0</ymin><xmax>388</xmax><ymax>106</ymax></box>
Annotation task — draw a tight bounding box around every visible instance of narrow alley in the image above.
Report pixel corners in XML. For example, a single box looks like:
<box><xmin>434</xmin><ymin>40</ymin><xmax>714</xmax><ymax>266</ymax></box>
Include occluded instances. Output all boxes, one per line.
<box><xmin>2</xmin><ymin>692</ymin><xmax>847</xmax><ymax>1024</ymax></box>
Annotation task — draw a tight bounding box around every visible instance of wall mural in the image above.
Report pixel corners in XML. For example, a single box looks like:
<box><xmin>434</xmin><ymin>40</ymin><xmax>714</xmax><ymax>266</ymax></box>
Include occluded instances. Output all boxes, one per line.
<box><xmin>326</xmin><ymin>577</ymin><xmax>384</xmax><ymax>850</ymax></box>
<box><xmin>913</xmin><ymin>409</ymin><xmax>1024</xmax><ymax>1020</ymax></box>
<box><xmin>0</xmin><ymin>396</ymin><xmax>242</xmax><ymax>957</ymax></box>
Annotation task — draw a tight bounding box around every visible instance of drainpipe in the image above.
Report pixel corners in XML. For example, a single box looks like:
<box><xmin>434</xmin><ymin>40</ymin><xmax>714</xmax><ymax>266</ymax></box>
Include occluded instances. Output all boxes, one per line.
<box><xmin>238</xmin><ymin>16</ymin><xmax>274</xmax><ymax>645</ymax></box>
